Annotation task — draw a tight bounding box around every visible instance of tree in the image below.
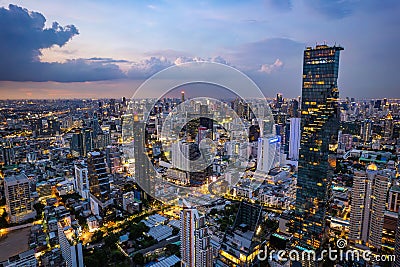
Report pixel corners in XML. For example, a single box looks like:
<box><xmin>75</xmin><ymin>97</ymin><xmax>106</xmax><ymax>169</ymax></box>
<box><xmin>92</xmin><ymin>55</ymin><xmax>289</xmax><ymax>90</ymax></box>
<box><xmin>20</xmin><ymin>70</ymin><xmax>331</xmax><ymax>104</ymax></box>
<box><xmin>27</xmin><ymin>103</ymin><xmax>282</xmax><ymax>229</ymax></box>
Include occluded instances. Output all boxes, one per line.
<box><xmin>104</xmin><ymin>233</ymin><xmax>118</xmax><ymax>250</ymax></box>
<box><xmin>129</xmin><ymin>222</ymin><xmax>149</xmax><ymax>239</ymax></box>
<box><xmin>165</xmin><ymin>244</ymin><xmax>180</xmax><ymax>256</ymax></box>
<box><xmin>33</xmin><ymin>203</ymin><xmax>45</xmax><ymax>215</ymax></box>
<box><xmin>132</xmin><ymin>252</ymin><xmax>144</xmax><ymax>265</ymax></box>
<box><xmin>210</xmin><ymin>208</ymin><xmax>218</xmax><ymax>216</ymax></box>
<box><xmin>172</xmin><ymin>227</ymin><xmax>179</xmax><ymax>236</ymax></box>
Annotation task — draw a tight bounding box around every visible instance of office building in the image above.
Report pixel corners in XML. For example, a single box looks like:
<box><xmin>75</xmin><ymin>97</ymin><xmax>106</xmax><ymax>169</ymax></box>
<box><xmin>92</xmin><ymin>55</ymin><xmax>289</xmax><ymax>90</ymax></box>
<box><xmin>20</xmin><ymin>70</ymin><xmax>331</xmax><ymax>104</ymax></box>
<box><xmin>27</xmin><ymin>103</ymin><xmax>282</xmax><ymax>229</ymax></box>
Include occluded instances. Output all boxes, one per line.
<box><xmin>105</xmin><ymin>145</ymin><xmax>121</xmax><ymax>174</ymax></box>
<box><xmin>4</xmin><ymin>173</ymin><xmax>36</xmax><ymax>223</ymax></box>
<box><xmin>360</xmin><ymin>119</ymin><xmax>373</xmax><ymax>144</ymax></box>
<box><xmin>0</xmin><ymin>250</ymin><xmax>37</xmax><ymax>267</ymax></box>
<box><xmin>395</xmin><ymin>211</ymin><xmax>400</xmax><ymax>267</ymax></box>
<box><xmin>257</xmin><ymin>136</ymin><xmax>281</xmax><ymax>173</ymax></box>
<box><xmin>388</xmin><ymin>185</ymin><xmax>400</xmax><ymax>213</ymax></box>
<box><xmin>1</xmin><ymin>141</ymin><xmax>15</xmax><ymax>166</ymax></box>
<box><xmin>133</xmin><ymin>120</ymin><xmax>153</xmax><ymax>198</ymax></box>
<box><xmin>58</xmin><ymin>221</ymin><xmax>84</xmax><ymax>267</ymax></box>
<box><xmin>384</xmin><ymin>112</ymin><xmax>393</xmax><ymax>142</ymax></box>
<box><xmin>349</xmin><ymin>164</ymin><xmax>389</xmax><ymax>249</ymax></box>
<box><xmin>87</xmin><ymin>151</ymin><xmax>112</xmax><ymax>217</ymax></box>
<box><xmin>217</xmin><ymin>202</ymin><xmax>266</xmax><ymax>267</ymax></box>
<box><xmin>74</xmin><ymin>161</ymin><xmax>89</xmax><ymax>199</ymax></box>
<box><xmin>71</xmin><ymin>129</ymin><xmax>93</xmax><ymax>157</ymax></box>
<box><xmin>288</xmin><ymin>118</ymin><xmax>301</xmax><ymax>160</ymax></box>
<box><xmin>180</xmin><ymin>203</ymin><xmax>212</xmax><ymax>267</ymax></box>
<box><xmin>292</xmin><ymin>44</ymin><xmax>343</xmax><ymax>250</ymax></box>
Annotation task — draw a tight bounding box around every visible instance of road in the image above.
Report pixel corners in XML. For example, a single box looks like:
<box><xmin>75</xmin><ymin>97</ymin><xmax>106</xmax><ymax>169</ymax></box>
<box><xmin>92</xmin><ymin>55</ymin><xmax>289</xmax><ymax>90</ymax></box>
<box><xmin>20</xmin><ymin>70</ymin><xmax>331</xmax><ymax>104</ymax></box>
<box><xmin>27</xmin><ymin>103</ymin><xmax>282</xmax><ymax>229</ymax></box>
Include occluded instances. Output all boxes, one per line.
<box><xmin>0</xmin><ymin>227</ymin><xmax>31</xmax><ymax>261</ymax></box>
<box><xmin>127</xmin><ymin>235</ymin><xmax>179</xmax><ymax>256</ymax></box>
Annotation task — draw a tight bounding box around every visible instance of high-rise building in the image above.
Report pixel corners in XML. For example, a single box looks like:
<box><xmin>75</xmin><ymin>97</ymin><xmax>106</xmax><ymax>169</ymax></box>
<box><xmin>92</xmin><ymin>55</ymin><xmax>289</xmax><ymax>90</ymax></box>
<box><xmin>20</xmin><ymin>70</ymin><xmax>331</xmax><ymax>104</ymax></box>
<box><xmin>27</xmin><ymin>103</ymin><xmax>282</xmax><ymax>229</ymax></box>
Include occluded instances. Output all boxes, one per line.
<box><xmin>388</xmin><ymin>185</ymin><xmax>400</xmax><ymax>213</ymax></box>
<box><xmin>384</xmin><ymin>112</ymin><xmax>393</xmax><ymax>142</ymax></box>
<box><xmin>71</xmin><ymin>129</ymin><xmax>93</xmax><ymax>157</ymax></box>
<box><xmin>360</xmin><ymin>119</ymin><xmax>373</xmax><ymax>144</ymax></box>
<box><xmin>288</xmin><ymin>118</ymin><xmax>301</xmax><ymax>161</ymax></box>
<box><xmin>395</xmin><ymin>210</ymin><xmax>400</xmax><ymax>267</ymax></box>
<box><xmin>292</xmin><ymin>44</ymin><xmax>343</xmax><ymax>250</ymax></box>
<box><xmin>349</xmin><ymin>164</ymin><xmax>389</xmax><ymax>249</ymax></box>
<box><xmin>276</xmin><ymin>93</ymin><xmax>283</xmax><ymax>109</ymax></box>
<box><xmin>216</xmin><ymin>202</ymin><xmax>265</xmax><ymax>267</ymax></box>
<box><xmin>105</xmin><ymin>145</ymin><xmax>121</xmax><ymax>174</ymax></box>
<box><xmin>58</xmin><ymin>221</ymin><xmax>84</xmax><ymax>267</ymax></box>
<box><xmin>181</xmin><ymin>90</ymin><xmax>185</xmax><ymax>103</ymax></box>
<box><xmin>87</xmin><ymin>151</ymin><xmax>112</xmax><ymax>217</ymax></box>
<box><xmin>133</xmin><ymin>120</ymin><xmax>153</xmax><ymax>199</ymax></box>
<box><xmin>180</xmin><ymin>203</ymin><xmax>212</xmax><ymax>267</ymax></box>
<box><xmin>257</xmin><ymin>136</ymin><xmax>280</xmax><ymax>173</ymax></box>
<box><xmin>1</xmin><ymin>140</ymin><xmax>15</xmax><ymax>166</ymax></box>
<box><xmin>4</xmin><ymin>173</ymin><xmax>36</xmax><ymax>223</ymax></box>
<box><xmin>74</xmin><ymin>162</ymin><xmax>89</xmax><ymax>199</ymax></box>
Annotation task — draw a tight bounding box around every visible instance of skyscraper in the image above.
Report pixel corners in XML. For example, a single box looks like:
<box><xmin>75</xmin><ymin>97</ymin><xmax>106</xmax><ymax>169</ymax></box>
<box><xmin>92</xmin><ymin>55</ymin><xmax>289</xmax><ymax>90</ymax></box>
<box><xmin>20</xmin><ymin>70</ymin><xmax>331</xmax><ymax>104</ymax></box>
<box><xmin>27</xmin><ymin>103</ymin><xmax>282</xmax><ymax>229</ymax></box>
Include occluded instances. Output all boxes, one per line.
<box><xmin>216</xmin><ymin>202</ymin><xmax>265</xmax><ymax>267</ymax></box>
<box><xmin>1</xmin><ymin>140</ymin><xmax>15</xmax><ymax>166</ymax></box>
<box><xmin>257</xmin><ymin>136</ymin><xmax>280</xmax><ymax>173</ymax></box>
<box><xmin>288</xmin><ymin>118</ymin><xmax>301</xmax><ymax>161</ymax></box>
<box><xmin>4</xmin><ymin>173</ymin><xmax>36</xmax><ymax>223</ymax></box>
<box><xmin>74</xmin><ymin>161</ymin><xmax>89</xmax><ymax>199</ymax></box>
<box><xmin>58</xmin><ymin>221</ymin><xmax>84</xmax><ymax>267</ymax></box>
<box><xmin>292</xmin><ymin>44</ymin><xmax>343</xmax><ymax>250</ymax></box>
<box><xmin>349</xmin><ymin>165</ymin><xmax>389</xmax><ymax>249</ymax></box>
<box><xmin>87</xmin><ymin>151</ymin><xmax>112</xmax><ymax>217</ymax></box>
<box><xmin>395</xmin><ymin>210</ymin><xmax>400</xmax><ymax>267</ymax></box>
<box><xmin>180</xmin><ymin>203</ymin><xmax>212</xmax><ymax>267</ymax></box>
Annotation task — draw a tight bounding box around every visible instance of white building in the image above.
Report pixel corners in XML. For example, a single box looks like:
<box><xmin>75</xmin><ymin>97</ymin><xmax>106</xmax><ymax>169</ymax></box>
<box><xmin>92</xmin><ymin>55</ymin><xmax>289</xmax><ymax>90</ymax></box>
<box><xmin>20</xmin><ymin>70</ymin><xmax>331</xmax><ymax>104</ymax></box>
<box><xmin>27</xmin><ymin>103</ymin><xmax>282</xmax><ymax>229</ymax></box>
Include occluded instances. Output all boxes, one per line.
<box><xmin>74</xmin><ymin>162</ymin><xmax>89</xmax><ymax>199</ymax></box>
<box><xmin>349</xmin><ymin>164</ymin><xmax>389</xmax><ymax>249</ymax></box>
<box><xmin>288</xmin><ymin>118</ymin><xmax>300</xmax><ymax>160</ymax></box>
<box><xmin>180</xmin><ymin>204</ymin><xmax>212</xmax><ymax>267</ymax></box>
<box><xmin>58</xmin><ymin>221</ymin><xmax>84</xmax><ymax>267</ymax></box>
<box><xmin>257</xmin><ymin>136</ymin><xmax>280</xmax><ymax>173</ymax></box>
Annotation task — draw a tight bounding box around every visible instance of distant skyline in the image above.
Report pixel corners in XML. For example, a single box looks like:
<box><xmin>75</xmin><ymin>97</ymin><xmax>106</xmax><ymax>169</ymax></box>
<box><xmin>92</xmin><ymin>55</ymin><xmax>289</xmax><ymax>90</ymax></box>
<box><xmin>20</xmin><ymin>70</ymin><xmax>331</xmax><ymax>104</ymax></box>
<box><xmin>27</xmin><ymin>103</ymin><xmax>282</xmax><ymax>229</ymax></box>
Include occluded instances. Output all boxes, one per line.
<box><xmin>0</xmin><ymin>0</ymin><xmax>399</xmax><ymax>99</ymax></box>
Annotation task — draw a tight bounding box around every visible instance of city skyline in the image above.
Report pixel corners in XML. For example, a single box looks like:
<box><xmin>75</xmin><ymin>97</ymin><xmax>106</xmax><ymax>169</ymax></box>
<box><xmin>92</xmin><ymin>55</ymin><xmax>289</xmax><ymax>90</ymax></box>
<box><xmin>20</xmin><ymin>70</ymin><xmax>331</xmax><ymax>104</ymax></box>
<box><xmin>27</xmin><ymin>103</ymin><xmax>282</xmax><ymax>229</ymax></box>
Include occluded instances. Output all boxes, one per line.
<box><xmin>0</xmin><ymin>1</ymin><xmax>400</xmax><ymax>99</ymax></box>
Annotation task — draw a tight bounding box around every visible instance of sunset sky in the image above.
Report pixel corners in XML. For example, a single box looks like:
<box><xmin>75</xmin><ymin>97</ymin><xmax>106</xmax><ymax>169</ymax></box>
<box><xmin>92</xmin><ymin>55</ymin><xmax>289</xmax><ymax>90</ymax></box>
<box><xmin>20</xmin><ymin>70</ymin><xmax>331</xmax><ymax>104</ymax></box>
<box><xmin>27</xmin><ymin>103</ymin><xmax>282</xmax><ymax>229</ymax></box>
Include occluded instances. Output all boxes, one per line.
<box><xmin>0</xmin><ymin>0</ymin><xmax>399</xmax><ymax>99</ymax></box>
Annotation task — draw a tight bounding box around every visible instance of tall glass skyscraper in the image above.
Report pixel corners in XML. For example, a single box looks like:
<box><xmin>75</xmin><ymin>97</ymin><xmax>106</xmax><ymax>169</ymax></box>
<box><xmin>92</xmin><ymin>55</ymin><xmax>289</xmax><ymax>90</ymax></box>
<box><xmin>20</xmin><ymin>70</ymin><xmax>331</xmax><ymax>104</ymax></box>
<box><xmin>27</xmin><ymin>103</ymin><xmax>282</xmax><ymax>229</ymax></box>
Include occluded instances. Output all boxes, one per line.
<box><xmin>292</xmin><ymin>44</ymin><xmax>343</xmax><ymax>250</ymax></box>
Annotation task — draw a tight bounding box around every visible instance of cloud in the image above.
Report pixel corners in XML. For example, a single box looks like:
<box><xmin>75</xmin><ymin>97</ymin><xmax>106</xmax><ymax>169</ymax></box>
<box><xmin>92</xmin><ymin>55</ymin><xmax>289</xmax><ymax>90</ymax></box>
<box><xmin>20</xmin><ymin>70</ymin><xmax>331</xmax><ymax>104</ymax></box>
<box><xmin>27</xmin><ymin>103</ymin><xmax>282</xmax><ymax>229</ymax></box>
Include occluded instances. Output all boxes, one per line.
<box><xmin>126</xmin><ymin>56</ymin><xmax>231</xmax><ymax>78</ymax></box>
<box><xmin>265</xmin><ymin>0</ymin><xmax>292</xmax><ymax>12</ymax></box>
<box><xmin>0</xmin><ymin>4</ymin><xmax>78</xmax><ymax>63</ymax></box>
<box><xmin>127</xmin><ymin>57</ymin><xmax>173</xmax><ymax>79</ymax></box>
<box><xmin>87</xmin><ymin>57</ymin><xmax>131</xmax><ymax>64</ymax></box>
<box><xmin>259</xmin><ymin>59</ymin><xmax>283</xmax><ymax>74</ymax></box>
<box><xmin>0</xmin><ymin>4</ymin><xmax>125</xmax><ymax>82</ymax></box>
<box><xmin>305</xmin><ymin>0</ymin><xmax>354</xmax><ymax>19</ymax></box>
<box><xmin>222</xmin><ymin>38</ymin><xmax>304</xmax><ymax>70</ymax></box>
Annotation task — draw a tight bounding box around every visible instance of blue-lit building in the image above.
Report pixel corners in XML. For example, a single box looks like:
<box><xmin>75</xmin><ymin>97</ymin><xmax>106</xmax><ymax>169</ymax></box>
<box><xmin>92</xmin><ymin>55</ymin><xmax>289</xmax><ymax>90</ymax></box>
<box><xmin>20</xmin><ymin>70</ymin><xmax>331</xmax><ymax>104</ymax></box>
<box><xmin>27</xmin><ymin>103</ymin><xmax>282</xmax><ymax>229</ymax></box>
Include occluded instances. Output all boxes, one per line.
<box><xmin>292</xmin><ymin>44</ymin><xmax>343</xmax><ymax>250</ymax></box>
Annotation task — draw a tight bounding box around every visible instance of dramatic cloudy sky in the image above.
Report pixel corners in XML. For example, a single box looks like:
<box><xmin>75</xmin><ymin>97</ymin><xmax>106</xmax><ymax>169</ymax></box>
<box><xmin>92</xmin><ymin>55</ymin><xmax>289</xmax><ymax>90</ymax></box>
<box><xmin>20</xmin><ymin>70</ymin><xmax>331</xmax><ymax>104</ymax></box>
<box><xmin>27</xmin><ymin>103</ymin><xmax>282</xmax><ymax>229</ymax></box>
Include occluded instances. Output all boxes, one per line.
<box><xmin>0</xmin><ymin>0</ymin><xmax>399</xmax><ymax>99</ymax></box>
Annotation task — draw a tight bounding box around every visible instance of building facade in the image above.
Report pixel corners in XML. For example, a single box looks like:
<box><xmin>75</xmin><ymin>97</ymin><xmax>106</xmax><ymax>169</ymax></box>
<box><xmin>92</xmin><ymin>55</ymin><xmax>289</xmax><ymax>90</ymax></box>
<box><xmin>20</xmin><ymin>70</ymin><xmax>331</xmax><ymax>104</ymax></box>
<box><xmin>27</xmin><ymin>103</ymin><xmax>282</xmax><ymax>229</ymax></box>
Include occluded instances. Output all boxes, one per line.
<box><xmin>292</xmin><ymin>44</ymin><xmax>343</xmax><ymax>250</ymax></box>
<box><xmin>4</xmin><ymin>173</ymin><xmax>36</xmax><ymax>223</ymax></box>
<box><xmin>180</xmin><ymin>205</ymin><xmax>212</xmax><ymax>267</ymax></box>
<box><xmin>288</xmin><ymin>118</ymin><xmax>301</xmax><ymax>161</ymax></box>
<box><xmin>349</xmin><ymin>165</ymin><xmax>389</xmax><ymax>249</ymax></box>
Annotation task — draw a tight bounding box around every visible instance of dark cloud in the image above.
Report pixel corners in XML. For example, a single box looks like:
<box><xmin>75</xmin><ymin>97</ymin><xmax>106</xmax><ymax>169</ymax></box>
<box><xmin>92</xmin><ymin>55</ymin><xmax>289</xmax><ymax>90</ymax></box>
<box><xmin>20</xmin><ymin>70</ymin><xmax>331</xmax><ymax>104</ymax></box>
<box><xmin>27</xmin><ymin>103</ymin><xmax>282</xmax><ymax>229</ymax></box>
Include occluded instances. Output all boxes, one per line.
<box><xmin>0</xmin><ymin>4</ymin><xmax>125</xmax><ymax>82</ymax></box>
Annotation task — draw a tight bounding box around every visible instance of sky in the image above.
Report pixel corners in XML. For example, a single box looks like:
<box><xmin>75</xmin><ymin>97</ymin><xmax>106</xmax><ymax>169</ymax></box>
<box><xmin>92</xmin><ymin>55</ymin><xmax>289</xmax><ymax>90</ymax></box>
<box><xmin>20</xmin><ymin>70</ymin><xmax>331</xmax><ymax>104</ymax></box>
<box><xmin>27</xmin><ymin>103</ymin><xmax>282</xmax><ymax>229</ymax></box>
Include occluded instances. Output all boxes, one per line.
<box><xmin>0</xmin><ymin>0</ymin><xmax>399</xmax><ymax>99</ymax></box>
